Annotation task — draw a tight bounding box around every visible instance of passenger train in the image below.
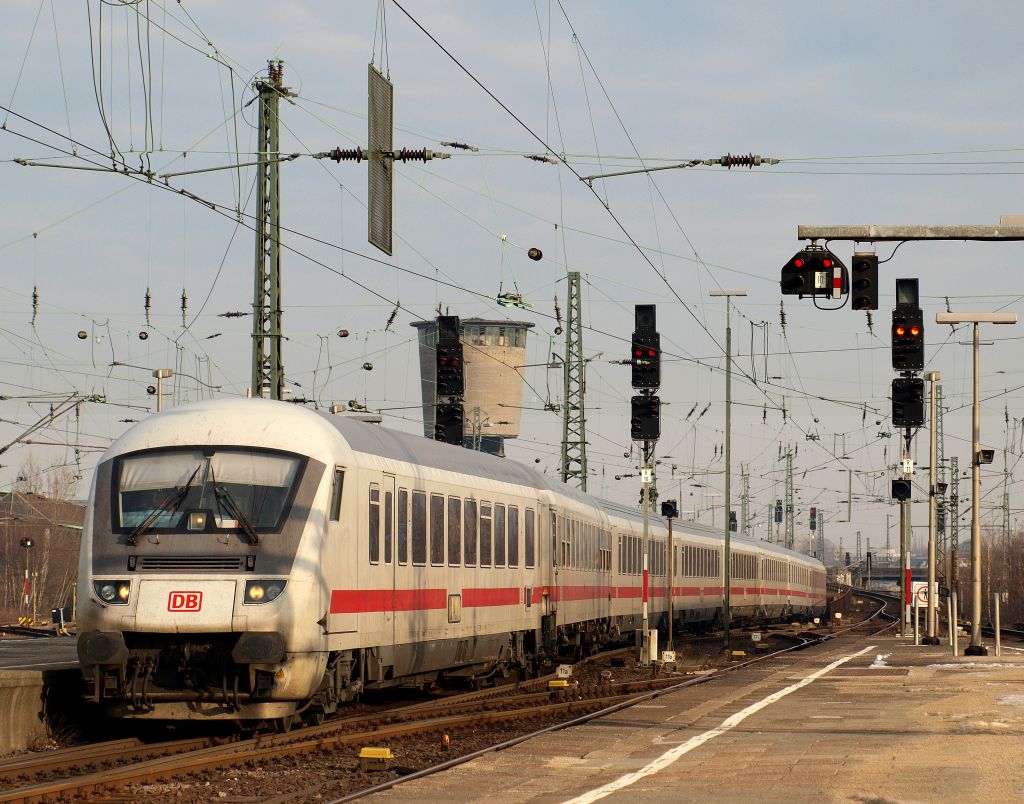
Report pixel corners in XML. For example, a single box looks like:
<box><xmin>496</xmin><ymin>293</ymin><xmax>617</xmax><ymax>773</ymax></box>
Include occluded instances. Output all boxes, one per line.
<box><xmin>77</xmin><ymin>399</ymin><xmax>826</xmax><ymax>724</ymax></box>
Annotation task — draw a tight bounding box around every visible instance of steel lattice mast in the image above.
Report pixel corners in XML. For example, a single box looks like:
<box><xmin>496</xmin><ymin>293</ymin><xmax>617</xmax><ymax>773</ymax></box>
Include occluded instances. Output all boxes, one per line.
<box><xmin>936</xmin><ymin>384</ymin><xmax>946</xmax><ymax>587</ymax></box>
<box><xmin>784</xmin><ymin>449</ymin><xmax>795</xmax><ymax>550</ymax></box>
<box><xmin>950</xmin><ymin>455</ymin><xmax>959</xmax><ymax>595</ymax></box>
<box><xmin>252</xmin><ymin>62</ymin><xmax>286</xmax><ymax>399</ymax></box>
<box><xmin>559</xmin><ymin>272</ymin><xmax>588</xmax><ymax>489</ymax></box>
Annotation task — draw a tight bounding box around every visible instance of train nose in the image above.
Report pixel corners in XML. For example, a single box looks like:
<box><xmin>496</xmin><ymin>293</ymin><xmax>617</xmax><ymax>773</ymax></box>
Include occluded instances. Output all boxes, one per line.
<box><xmin>134</xmin><ymin>579</ymin><xmax>236</xmax><ymax>631</ymax></box>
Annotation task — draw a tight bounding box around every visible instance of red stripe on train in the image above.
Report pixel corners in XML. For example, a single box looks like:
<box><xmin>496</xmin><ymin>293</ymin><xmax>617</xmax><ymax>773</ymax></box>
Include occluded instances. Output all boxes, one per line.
<box><xmin>330</xmin><ymin>584</ymin><xmax>820</xmax><ymax>613</ymax></box>
<box><xmin>330</xmin><ymin>588</ymin><xmax>447</xmax><ymax>613</ymax></box>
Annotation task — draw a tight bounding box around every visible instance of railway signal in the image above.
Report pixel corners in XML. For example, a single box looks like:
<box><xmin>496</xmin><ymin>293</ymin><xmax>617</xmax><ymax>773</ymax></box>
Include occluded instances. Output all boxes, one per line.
<box><xmin>891</xmin><ymin>377</ymin><xmax>925</xmax><ymax>427</ymax></box>
<box><xmin>809</xmin><ymin>507</ymin><xmax>817</xmax><ymax>531</ymax></box>
<box><xmin>19</xmin><ymin>537</ymin><xmax>33</xmax><ymax>548</ymax></box>
<box><xmin>891</xmin><ymin>479</ymin><xmax>912</xmax><ymax>500</ymax></box>
<box><xmin>435</xmin><ymin>315</ymin><xmax>464</xmax><ymax>398</ymax></box>
<box><xmin>630</xmin><ymin>394</ymin><xmax>660</xmax><ymax>441</ymax></box>
<box><xmin>631</xmin><ymin>305</ymin><xmax>660</xmax><ymax>389</ymax></box>
<box><xmin>434</xmin><ymin>403</ymin><xmax>464</xmax><ymax>445</ymax></box>
<box><xmin>630</xmin><ymin>333</ymin><xmax>660</xmax><ymax>388</ymax></box>
<box><xmin>850</xmin><ymin>252</ymin><xmax>878</xmax><ymax>310</ymax></box>
<box><xmin>780</xmin><ymin>246</ymin><xmax>848</xmax><ymax>299</ymax></box>
<box><xmin>892</xmin><ymin>308</ymin><xmax>925</xmax><ymax>371</ymax></box>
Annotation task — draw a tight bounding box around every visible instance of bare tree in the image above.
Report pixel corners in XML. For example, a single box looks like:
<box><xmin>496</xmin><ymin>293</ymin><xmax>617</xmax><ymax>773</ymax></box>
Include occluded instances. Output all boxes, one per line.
<box><xmin>0</xmin><ymin>456</ymin><xmax>83</xmax><ymax>621</ymax></box>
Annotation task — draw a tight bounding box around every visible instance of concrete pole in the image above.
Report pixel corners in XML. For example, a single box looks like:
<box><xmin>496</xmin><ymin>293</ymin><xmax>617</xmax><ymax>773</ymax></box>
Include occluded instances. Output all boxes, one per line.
<box><xmin>667</xmin><ymin>515</ymin><xmax>674</xmax><ymax>651</ymax></box>
<box><xmin>900</xmin><ymin>428</ymin><xmax>912</xmax><ymax>636</ymax></box>
<box><xmin>947</xmin><ymin>594</ymin><xmax>954</xmax><ymax>650</ymax></box>
<box><xmin>925</xmin><ymin>370</ymin><xmax>941</xmax><ymax>644</ymax></box>
<box><xmin>994</xmin><ymin>592</ymin><xmax>1002</xmax><ymax>657</ymax></box>
<box><xmin>641</xmin><ymin>440</ymin><xmax>651</xmax><ymax>663</ymax></box>
<box><xmin>966</xmin><ymin>323</ymin><xmax>986</xmax><ymax>655</ymax></box>
<box><xmin>935</xmin><ymin>310</ymin><xmax>1017</xmax><ymax>652</ymax></box>
<box><xmin>710</xmin><ymin>290</ymin><xmax>745</xmax><ymax>653</ymax></box>
<box><xmin>913</xmin><ymin>592</ymin><xmax>919</xmax><ymax>645</ymax></box>
<box><xmin>724</xmin><ymin>301</ymin><xmax>732</xmax><ymax>651</ymax></box>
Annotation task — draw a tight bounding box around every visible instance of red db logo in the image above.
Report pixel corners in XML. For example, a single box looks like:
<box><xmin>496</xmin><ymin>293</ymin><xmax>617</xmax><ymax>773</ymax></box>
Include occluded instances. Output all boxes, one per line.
<box><xmin>167</xmin><ymin>591</ymin><xmax>203</xmax><ymax>612</ymax></box>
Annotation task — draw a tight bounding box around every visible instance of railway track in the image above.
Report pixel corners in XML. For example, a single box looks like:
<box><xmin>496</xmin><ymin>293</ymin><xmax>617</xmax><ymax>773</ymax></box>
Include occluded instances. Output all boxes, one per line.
<box><xmin>0</xmin><ymin>624</ymin><xmax>62</xmax><ymax>639</ymax></box>
<box><xmin>0</xmin><ymin>606</ymin><xmax>888</xmax><ymax>802</ymax></box>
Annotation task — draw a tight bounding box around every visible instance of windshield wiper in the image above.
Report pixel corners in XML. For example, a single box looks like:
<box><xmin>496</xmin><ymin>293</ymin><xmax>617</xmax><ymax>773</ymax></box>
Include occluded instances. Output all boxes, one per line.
<box><xmin>127</xmin><ymin>465</ymin><xmax>202</xmax><ymax>546</ymax></box>
<box><xmin>213</xmin><ymin>485</ymin><xmax>260</xmax><ymax>546</ymax></box>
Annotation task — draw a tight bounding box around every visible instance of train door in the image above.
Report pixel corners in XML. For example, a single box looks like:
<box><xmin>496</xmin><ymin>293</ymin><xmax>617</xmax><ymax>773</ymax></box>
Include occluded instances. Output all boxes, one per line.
<box><xmin>382</xmin><ymin>474</ymin><xmax>396</xmax><ymax>648</ymax></box>
<box><xmin>541</xmin><ymin>508</ymin><xmax>558</xmax><ymax>652</ymax></box>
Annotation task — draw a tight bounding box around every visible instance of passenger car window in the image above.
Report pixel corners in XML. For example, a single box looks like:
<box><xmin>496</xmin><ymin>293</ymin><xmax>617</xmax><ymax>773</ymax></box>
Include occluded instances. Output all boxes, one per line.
<box><xmin>412</xmin><ymin>491</ymin><xmax>426</xmax><ymax>565</ymax></box>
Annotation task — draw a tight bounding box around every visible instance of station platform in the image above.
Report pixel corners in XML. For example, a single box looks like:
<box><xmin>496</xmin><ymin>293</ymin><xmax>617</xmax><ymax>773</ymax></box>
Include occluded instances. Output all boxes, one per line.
<box><xmin>374</xmin><ymin>631</ymin><xmax>1024</xmax><ymax>802</ymax></box>
<box><xmin>0</xmin><ymin>634</ymin><xmax>81</xmax><ymax>755</ymax></box>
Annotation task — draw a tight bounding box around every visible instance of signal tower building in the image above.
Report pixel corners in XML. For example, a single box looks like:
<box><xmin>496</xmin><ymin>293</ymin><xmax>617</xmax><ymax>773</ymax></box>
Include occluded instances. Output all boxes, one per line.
<box><xmin>410</xmin><ymin>318</ymin><xmax>533</xmax><ymax>455</ymax></box>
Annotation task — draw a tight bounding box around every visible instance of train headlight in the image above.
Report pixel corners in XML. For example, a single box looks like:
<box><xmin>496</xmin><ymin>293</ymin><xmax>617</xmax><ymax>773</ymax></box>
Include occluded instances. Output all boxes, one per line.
<box><xmin>244</xmin><ymin>580</ymin><xmax>286</xmax><ymax>604</ymax></box>
<box><xmin>94</xmin><ymin>580</ymin><xmax>131</xmax><ymax>604</ymax></box>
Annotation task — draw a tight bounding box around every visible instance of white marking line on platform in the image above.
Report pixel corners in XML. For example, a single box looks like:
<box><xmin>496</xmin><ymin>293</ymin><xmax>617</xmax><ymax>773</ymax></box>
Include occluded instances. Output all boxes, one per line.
<box><xmin>0</xmin><ymin>661</ymin><xmax>78</xmax><ymax>669</ymax></box>
<box><xmin>563</xmin><ymin>645</ymin><xmax>875</xmax><ymax>804</ymax></box>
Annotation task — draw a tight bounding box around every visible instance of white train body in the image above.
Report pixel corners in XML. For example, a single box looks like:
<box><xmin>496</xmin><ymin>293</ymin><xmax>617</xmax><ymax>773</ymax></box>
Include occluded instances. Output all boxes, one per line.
<box><xmin>77</xmin><ymin>399</ymin><xmax>826</xmax><ymax>721</ymax></box>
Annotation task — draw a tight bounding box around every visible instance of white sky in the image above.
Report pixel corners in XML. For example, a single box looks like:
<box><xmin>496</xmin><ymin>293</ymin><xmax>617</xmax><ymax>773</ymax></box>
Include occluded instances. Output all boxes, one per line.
<box><xmin>3</xmin><ymin>1</ymin><xmax>1024</xmax><ymax>560</ymax></box>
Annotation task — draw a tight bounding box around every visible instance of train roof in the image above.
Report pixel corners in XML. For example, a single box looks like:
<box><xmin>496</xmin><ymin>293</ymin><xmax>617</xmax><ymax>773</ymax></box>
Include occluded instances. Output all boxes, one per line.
<box><xmin>104</xmin><ymin>399</ymin><xmax>822</xmax><ymax>569</ymax></box>
<box><xmin>318</xmin><ymin>409</ymin><xmax>822</xmax><ymax>568</ymax></box>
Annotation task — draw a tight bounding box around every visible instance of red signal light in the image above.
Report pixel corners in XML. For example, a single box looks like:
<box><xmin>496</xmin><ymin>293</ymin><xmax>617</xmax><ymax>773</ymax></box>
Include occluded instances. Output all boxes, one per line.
<box><xmin>451</xmin><ymin>358</ymin><xmax>460</xmax><ymax>367</ymax></box>
<box><xmin>822</xmin><ymin>258</ymin><xmax>833</xmax><ymax>268</ymax></box>
<box><xmin>647</xmin><ymin>348</ymin><xmax>657</xmax><ymax>357</ymax></box>
<box><xmin>634</xmin><ymin>348</ymin><xmax>643</xmax><ymax>357</ymax></box>
<box><xmin>794</xmin><ymin>258</ymin><xmax>804</xmax><ymax>268</ymax></box>
<box><xmin>438</xmin><ymin>357</ymin><xmax>448</xmax><ymax>366</ymax></box>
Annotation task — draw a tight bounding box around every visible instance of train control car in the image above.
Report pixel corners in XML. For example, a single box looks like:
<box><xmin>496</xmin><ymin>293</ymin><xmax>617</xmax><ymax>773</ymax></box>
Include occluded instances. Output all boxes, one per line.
<box><xmin>77</xmin><ymin>399</ymin><xmax>826</xmax><ymax>725</ymax></box>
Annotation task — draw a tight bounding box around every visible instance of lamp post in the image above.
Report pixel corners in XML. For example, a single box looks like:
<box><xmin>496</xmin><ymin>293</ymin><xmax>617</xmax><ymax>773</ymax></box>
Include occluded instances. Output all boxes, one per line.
<box><xmin>935</xmin><ymin>311</ymin><xmax>1016</xmax><ymax>655</ymax></box>
<box><xmin>152</xmin><ymin>368</ymin><xmax>174</xmax><ymax>413</ymax></box>
<box><xmin>710</xmin><ymin>289</ymin><xmax>746</xmax><ymax>652</ymax></box>
<box><xmin>924</xmin><ymin>370</ymin><xmax>941</xmax><ymax>645</ymax></box>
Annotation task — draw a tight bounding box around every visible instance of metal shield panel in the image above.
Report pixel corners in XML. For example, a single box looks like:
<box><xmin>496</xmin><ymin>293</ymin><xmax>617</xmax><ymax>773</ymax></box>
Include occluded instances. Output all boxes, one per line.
<box><xmin>368</xmin><ymin>63</ymin><xmax>394</xmax><ymax>256</ymax></box>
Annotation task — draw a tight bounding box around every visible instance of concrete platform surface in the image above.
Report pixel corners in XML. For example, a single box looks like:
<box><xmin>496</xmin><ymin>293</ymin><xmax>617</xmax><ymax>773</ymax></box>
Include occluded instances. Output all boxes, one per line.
<box><xmin>373</xmin><ymin>633</ymin><xmax>1024</xmax><ymax>802</ymax></box>
<box><xmin>0</xmin><ymin>634</ymin><xmax>78</xmax><ymax>669</ymax></box>
<box><xmin>0</xmin><ymin>636</ymin><xmax>82</xmax><ymax>755</ymax></box>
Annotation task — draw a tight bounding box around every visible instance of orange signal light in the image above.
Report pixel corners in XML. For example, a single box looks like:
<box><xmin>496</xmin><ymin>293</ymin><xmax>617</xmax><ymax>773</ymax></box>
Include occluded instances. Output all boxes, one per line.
<box><xmin>909</xmin><ymin>326</ymin><xmax>920</xmax><ymax>336</ymax></box>
<box><xmin>895</xmin><ymin>325</ymin><xmax>906</xmax><ymax>336</ymax></box>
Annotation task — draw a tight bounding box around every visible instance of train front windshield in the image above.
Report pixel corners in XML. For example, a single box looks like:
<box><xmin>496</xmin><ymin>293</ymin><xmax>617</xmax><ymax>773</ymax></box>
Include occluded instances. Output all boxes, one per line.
<box><xmin>115</xmin><ymin>448</ymin><xmax>304</xmax><ymax>532</ymax></box>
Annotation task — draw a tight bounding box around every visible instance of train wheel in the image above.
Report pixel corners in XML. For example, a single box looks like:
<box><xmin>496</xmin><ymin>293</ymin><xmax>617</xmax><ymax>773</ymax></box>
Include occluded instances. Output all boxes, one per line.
<box><xmin>303</xmin><ymin>709</ymin><xmax>325</xmax><ymax>727</ymax></box>
<box><xmin>275</xmin><ymin>713</ymin><xmax>296</xmax><ymax>733</ymax></box>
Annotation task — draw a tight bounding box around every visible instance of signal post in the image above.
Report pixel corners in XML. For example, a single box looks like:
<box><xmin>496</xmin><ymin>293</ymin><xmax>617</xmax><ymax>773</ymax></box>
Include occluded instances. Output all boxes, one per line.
<box><xmin>629</xmin><ymin>305</ymin><xmax>660</xmax><ymax>664</ymax></box>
